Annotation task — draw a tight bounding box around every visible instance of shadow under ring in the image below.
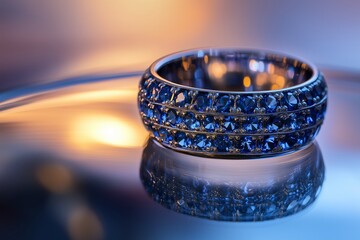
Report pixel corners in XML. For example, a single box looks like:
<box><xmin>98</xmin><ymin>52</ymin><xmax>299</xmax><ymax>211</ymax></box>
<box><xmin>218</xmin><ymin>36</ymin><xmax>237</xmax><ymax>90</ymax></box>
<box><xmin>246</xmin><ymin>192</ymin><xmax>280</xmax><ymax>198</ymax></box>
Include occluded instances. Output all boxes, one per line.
<box><xmin>138</xmin><ymin>48</ymin><xmax>328</xmax><ymax>157</ymax></box>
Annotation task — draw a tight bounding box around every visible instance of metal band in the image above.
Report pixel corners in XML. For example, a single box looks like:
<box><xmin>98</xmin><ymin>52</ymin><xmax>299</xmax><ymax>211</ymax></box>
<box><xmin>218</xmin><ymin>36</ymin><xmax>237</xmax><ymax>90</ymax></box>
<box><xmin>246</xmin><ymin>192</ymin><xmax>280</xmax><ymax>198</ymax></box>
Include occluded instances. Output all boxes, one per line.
<box><xmin>138</xmin><ymin>49</ymin><xmax>327</xmax><ymax>156</ymax></box>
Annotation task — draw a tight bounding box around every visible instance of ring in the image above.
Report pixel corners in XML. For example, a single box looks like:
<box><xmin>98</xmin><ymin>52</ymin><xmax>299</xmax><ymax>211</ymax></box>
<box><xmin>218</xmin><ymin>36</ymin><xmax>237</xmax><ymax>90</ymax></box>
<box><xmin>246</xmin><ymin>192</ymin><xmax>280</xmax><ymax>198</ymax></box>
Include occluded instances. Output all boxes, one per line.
<box><xmin>138</xmin><ymin>48</ymin><xmax>327</xmax><ymax>156</ymax></box>
<box><xmin>141</xmin><ymin>138</ymin><xmax>325</xmax><ymax>221</ymax></box>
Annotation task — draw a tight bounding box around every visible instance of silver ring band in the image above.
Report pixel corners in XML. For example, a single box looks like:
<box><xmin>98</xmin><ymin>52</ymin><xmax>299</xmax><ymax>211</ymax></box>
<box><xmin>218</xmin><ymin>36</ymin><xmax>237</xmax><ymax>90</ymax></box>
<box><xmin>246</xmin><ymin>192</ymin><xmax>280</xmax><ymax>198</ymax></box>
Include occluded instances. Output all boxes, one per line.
<box><xmin>138</xmin><ymin>48</ymin><xmax>327</xmax><ymax>157</ymax></box>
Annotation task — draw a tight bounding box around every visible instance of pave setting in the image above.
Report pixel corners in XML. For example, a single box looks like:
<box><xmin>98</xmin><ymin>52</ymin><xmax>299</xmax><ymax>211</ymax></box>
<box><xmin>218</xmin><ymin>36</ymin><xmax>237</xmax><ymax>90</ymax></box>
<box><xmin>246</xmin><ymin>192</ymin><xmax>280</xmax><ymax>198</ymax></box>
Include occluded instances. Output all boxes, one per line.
<box><xmin>138</xmin><ymin>49</ymin><xmax>328</xmax><ymax>156</ymax></box>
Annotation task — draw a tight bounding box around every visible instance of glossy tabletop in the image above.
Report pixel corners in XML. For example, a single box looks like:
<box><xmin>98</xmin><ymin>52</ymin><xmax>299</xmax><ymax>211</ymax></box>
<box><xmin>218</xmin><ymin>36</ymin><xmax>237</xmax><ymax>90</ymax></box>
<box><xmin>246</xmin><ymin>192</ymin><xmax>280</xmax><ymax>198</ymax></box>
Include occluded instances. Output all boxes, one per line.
<box><xmin>0</xmin><ymin>71</ymin><xmax>359</xmax><ymax>240</ymax></box>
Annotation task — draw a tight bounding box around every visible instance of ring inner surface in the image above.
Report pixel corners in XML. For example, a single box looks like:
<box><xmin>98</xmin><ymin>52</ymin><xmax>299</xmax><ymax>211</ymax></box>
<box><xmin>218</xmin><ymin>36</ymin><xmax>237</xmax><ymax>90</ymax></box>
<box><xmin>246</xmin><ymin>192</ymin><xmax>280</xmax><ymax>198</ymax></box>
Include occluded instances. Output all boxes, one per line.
<box><xmin>156</xmin><ymin>51</ymin><xmax>314</xmax><ymax>92</ymax></box>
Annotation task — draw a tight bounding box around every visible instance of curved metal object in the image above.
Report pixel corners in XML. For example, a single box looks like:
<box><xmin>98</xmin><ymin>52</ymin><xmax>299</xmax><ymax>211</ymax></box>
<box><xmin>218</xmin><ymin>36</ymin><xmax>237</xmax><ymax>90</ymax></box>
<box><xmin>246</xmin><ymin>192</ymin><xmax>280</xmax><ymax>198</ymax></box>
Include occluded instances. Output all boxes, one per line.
<box><xmin>138</xmin><ymin>49</ymin><xmax>327</xmax><ymax>156</ymax></box>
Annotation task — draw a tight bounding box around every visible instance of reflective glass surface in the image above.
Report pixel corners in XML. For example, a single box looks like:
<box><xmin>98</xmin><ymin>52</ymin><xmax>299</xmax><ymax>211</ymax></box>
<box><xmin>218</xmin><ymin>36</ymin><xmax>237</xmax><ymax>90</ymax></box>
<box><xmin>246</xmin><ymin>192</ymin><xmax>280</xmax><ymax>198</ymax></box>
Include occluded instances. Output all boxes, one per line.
<box><xmin>0</xmin><ymin>72</ymin><xmax>359</xmax><ymax>239</ymax></box>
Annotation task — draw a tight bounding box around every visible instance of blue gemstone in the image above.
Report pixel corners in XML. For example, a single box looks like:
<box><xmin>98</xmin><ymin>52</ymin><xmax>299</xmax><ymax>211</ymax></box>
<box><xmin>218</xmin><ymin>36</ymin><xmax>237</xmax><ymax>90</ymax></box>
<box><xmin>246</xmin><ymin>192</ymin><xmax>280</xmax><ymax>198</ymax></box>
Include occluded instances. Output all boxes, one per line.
<box><xmin>237</xmin><ymin>96</ymin><xmax>256</xmax><ymax>113</ymax></box>
<box><xmin>159</xmin><ymin>128</ymin><xmax>173</xmax><ymax>143</ymax></box>
<box><xmin>285</xmin><ymin>92</ymin><xmax>298</xmax><ymax>110</ymax></box>
<box><xmin>299</xmin><ymin>87</ymin><xmax>313</xmax><ymax>105</ymax></box>
<box><xmin>152</xmin><ymin>106</ymin><xmax>161</xmax><ymax>122</ymax></box>
<box><xmin>316</xmin><ymin>104</ymin><xmax>326</xmax><ymax>120</ymax></box>
<box><xmin>195</xmin><ymin>94</ymin><xmax>212</xmax><ymax>111</ymax></box>
<box><xmin>304</xmin><ymin>129</ymin><xmax>313</xmax><ymax>140</ymax></box>
<box><xmin>261</xmin><ymin>136</ymin><xmax>276</xmax><ymax>152</ymax></box>
<box><xmin>239</xmin><ymin>136</ymin><xmax>254</xmax><ymax>153</ymax></box>
<box><xmin>314</xmin><ymin>83</ymin><xmax>323</xmax><ymax>97</ymax></box>
<box><xmin>222</xmin><ymin>116</ymin><xmax>237</xmax><ymax>131</ymax></box>
<box><xmin>280</xmin><ymin>134</ymin><xmax>297</xmax><ymax>150</ymax></box>
<box><xmin>158</xmin><ymin>86</ymin><xmax>172</xmax><ymax>103</ymax></box>
<box><xmin>297</xmin><ymin>133</ymin><xmax>307</xmax><ymax>145</ymax></box>
<box><xmin>214</xmin><ymin>135</ymin><xmax>231</xmax><ymax>152</ymax></box>
<box><xmin>194</xmin><ymin>134</ymin><xmax>211</xmax><ymax>149</ymax></box>
<box><xmin>175</xmin><ymin>132</ymin><xmax>191</xmax><ymax>148</ymax></box>
<box><xmin>142</xmin><ymin>105</ymin><xmax>153</xmax><ymax>118</ymax></box>
<box><xmin>267</xmin><ymin>116</ymin><xmax>283</xmax><ymax>132</ymax></box>
<box><xmin>165</xmin><ymin>110</ymin><xmax>178</xmax><ymax>126</ymax></box>
<box><xmin>306</xmin><ymin>115</ymin><xmax>315</xmax><ymax>125</ymax></box>
<box><xmin>184</xmin><ymin>113</ymin><xmax>200</xmax><ymax>130</ymax></box>
<box><xmin>215</xmin><ymin>95</ymin><xmax>233</xmax><ymax>112</ymax></box>
<box><xmin>146</xmin><ymin>82</ymin><xmax>158</xmax><ymax>99</ymax></box>
<box><xmin>319</xmin><ymin>81</ymin><xmax>327</xmax><ymax>97</ymax></box>
<box><xmin>296</xmin><ymin>114</ymin><xmax>306</xmax><ymax>127</ymax></box>
<box><xmin>203</xmin><ymin>116</ymin><xmax>218</xmax><ymax>132</ymax></box>
<box><xmin>175</xmin><ymin>91</ymin><xmax>189</xmax><ymax>107</ymax></box>
<box><xmin>285</xmin><ymin>113</ymin><xmax>299</xmax><ymax>130</ymax></box>
<box><xmin>243</xmin><ymin>117</ymin><xmax>261</xmax><ymax>133</ymax></box>
<box><xmin>260</xmin><ymin>95</ymin><xmax>277</xmax><ymax>112</ymax></box>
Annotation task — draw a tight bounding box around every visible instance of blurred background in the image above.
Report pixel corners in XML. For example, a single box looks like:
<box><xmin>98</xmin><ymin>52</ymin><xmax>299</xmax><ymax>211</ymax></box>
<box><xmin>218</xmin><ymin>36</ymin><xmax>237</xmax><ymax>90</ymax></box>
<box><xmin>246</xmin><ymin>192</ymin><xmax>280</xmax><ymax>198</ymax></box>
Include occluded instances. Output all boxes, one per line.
<box><xmin>1</xmin><ymin>0</ymin><xmax>360</xmax><ymax>90</ymax></box>
<box><xmin>0</xmin><ymin>1</ymin><xmax>360</xmax><ymax>240</ymax></box>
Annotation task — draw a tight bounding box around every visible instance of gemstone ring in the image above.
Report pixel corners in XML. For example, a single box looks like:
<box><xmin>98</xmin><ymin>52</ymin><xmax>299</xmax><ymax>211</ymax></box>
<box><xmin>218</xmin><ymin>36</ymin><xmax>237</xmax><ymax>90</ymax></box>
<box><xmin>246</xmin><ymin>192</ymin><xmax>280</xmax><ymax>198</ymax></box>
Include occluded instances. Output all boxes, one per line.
<box><xmin>138</xmin><ymin>48</ymin><xmax>327</xmax><ymax>157</ymax></box>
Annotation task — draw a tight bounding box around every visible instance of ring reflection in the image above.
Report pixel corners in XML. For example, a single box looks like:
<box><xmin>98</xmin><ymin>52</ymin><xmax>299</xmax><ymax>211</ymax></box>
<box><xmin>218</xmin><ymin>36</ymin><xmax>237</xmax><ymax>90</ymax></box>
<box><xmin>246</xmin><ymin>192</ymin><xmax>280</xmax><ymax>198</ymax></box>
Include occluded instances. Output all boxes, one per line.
<box><xmin>140</xmin><ymin>138</ymin><xmax>325</xmax><ymax>221</ymax></box>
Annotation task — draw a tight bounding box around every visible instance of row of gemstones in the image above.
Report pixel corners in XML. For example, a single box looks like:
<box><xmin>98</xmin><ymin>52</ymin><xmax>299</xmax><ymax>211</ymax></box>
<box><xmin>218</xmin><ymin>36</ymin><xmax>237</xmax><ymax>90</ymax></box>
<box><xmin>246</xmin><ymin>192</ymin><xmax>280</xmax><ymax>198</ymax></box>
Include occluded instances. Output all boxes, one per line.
<box><xmin>139</xmin><ymin>75</ymin><xmax>327</xmax><ymax>114</ymax></box>
<box><xmin>140</xmin><ymin>100</ymin><xmax>326</xmax><ymax>134</ymax></box>
<box><xmin>150</xmin><ymin>126</ymin><xmax>320</xmax><ymax>154</ymax></box>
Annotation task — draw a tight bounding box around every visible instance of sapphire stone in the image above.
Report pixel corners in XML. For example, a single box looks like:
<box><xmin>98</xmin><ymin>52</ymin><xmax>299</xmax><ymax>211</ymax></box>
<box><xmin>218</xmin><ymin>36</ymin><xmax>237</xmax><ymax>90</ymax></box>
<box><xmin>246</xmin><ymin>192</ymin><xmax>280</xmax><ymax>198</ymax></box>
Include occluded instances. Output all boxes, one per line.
<box><xmin>267</xmin><ymin>116</ymin><xmax>283</xmax><ymax>132</ymax></box>
<box><xmin>280</xmin><ymin>134</ymin><xmax>297</xmax><ymax>150</ymax></box>
<box><xmin>159</xmin><ymin>128</ymin><xmax>173</xmax><ymax>143</ymax></box>
<box><xmin>285</xmin><ymin>92</ymin><xmax>298</xmax><ymax>110</ymax></box>
<box><xmin>158</xmin><ymin>86</ymin><xmax>172</xmax><ymax>103</ymax></box>
<box><xmin>261</xmin><ymin>136</ymin><xmax>276</xmax><ymax>152</ymax></box>
<box><xmin>142</xmin><ymin>105</ymin><xmax>153</xmax><ymax>118</ymax></box>
<box><xmin>296</xmin><ymin>114</ymin><xmax>306</xmax><ymax>128</ymax></box>
<box><xmin>306</xmin><ymin>115</ymin><xmax>315</xmax><ymax>125</ymax></box>
<box><xmin>194</xmin><ymin>134</ymin><xmax>211</xmax><ymax>149</ymax></box>
<box><xmin>152</xmin><ymin>106</ymin><xmax>161</xmax><ymax>122</ymax></box>
<box><xmin>261</xmin><ymin>95</ymin><xmax>277</xmax><ymax>112</ymax></box>
<box><xmin>314</xmin><ymin>84</ymin><xmax>323</xmax><ymax>97</ymax></box>
<box><xmin>299</xmin><ymin>87</ymin><xmax>313</xmax><ymax>105</ymax></box>
<box><xmin>184</xmin><ymin>113</ymin><xmax>200</xmax><ymax>130</ymax></box>
<box><xmin>237</xmin><ymin>96</ymin><xmax>256</xmax><ymax>113</ymax></box>
<box><xmin>195</xmin><ymin>94</ymin><xmax>212</xmax><ymax>111</ymax></box>
<box><xmin>214</xmin><ymin>135</ymin><xmax>231</xmax><ymax>152</ymax></box>
<box><xmin>239</xmin><ymin>136</ymin><xmax>254</xmax><ymax>153</ymax></box>
<box><xmin>243</xmin><ymin>117</ymin><xmax>261</xmax><ymax>133</ymax></box>
<box><xmin>297</xmin><ymin>133</ymin><xmax>307</xmax><ymax>145</ymax></box>
<box><xmin>146</xmin><ymin>82</ymin><xmax>158</xmax><ymax>99</ymax></box>
<box><xmin>215</xmin><ymin>95</ymin><xmax>233</xmax><ymax>112</ymax></box>
<box><xmin>203</xmin><ymin>116</ymin><xmax>218</xmax><ymax>132</ymax></box>
<box><xmin>285</xmin><ymin>113</ymin><xmax>299</xmax><ymax>130</ymax></box>
<box><xmin>222</xmin><ymin>116</ymin><xmax>237</xmax><ymax>131</ymax></box>
<box><xmin>176</xmin><ymin>132</ymin><xmax>190</xmax><ymax>148</ymax></box>
<box><xmin>166</xmin><ymin>110</ymin><xmax>178</xmax><ymax>126</ymax></box>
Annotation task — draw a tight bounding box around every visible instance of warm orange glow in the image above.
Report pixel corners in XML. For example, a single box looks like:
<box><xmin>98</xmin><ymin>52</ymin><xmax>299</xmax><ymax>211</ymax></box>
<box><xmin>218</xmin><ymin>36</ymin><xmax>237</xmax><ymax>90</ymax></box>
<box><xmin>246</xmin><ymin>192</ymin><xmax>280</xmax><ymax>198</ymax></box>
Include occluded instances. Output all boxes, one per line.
<box><xmin>208</xmin><ymin>61</ymin><xmax>227</xmax><ymax>80</ymax></box>
<box><xmin>268</xmin><ymin>74</ymin><xmax>286</xmax><ymax>90</ymax></box>
<box><xmin>267</xmin><ymin>63</ymin><xmax>275</xmax><ymax>74</ymax></box>
<box><xmin>243</xmin><ymin>76</ymin><xmax>251</xmax><ymax>88</ymax></box>
<box><xmin>71</xmin><ymin>114</ymin><xmax>146</xmax><ymax>148</ymax></box>
<box><xmin>271</xmin><ymin>84</ymin><xmax>280</xmax><ymax>90</ymax></box>
<box><xmin>182</xmin><ymin>57</ymin><xmax>191</xmax><ymax>71</ymax></box>
<box><xmin>204</xmin><ymin>55</ymin><xmax>209</xmax><ymax>64</ymax></box>
<box><xmin>275</xmin><ymin>75</ymin><xmax>286</xmax><ymax>88</ymax></box>
<box><xmin>255</xmin><ymin>73</ymin><xmax>268</xmax><ymax>86</ymax></box>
